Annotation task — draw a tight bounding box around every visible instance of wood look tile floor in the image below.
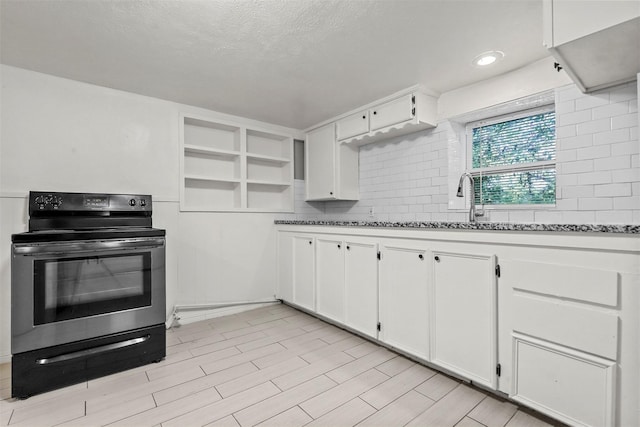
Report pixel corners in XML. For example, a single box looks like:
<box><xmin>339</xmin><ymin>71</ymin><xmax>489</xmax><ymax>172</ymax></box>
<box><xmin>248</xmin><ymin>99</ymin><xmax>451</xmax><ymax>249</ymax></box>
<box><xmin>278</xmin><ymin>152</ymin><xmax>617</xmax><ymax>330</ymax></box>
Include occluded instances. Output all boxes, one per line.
<box><xmin>0</xmin><ymin>304</ymin><xmax>559</xmax><ymax>427</ymax></box>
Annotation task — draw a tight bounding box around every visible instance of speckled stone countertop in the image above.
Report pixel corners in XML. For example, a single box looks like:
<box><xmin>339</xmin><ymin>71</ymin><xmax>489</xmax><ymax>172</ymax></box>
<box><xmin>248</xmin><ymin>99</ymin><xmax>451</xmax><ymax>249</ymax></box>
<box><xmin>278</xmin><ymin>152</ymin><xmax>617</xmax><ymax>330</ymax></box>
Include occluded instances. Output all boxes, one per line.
<box><xmin>274</xmin><ymin>220</ymin><xmax>640</xmax><ymax>234</ymax></box>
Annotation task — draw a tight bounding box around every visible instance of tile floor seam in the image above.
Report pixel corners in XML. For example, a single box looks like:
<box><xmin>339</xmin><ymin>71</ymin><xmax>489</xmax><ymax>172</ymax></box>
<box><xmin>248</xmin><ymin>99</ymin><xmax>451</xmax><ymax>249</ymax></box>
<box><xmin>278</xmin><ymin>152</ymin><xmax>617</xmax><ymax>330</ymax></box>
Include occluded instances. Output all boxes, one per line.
<box><xmin>502</xmin><ymin>408</ymin><xmax>519</xmax><ymax>427</ymax></box>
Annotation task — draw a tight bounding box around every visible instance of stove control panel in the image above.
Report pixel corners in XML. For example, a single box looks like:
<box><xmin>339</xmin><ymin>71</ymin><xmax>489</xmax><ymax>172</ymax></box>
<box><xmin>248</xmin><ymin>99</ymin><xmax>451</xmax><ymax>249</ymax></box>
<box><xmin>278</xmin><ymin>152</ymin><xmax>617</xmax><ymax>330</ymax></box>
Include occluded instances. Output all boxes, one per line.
<box><xmin>34</xmin><ymin>194</ymin><xmax>63</xmax><ymax>210</ymax></box>
<box><xmin>29</xmin><ymin>191</ymin><xmax>152</xmax><ymax>213</ymax></box>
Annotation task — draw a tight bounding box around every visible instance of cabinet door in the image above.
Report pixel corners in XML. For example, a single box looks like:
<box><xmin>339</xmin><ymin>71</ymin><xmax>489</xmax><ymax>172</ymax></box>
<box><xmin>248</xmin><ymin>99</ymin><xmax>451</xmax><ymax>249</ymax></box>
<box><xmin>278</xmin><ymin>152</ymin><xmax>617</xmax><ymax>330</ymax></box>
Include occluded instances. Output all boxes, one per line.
<box><xmin>293</xmin><ymin>236</ymin><xmax>315</xmax><ymax>311</ymax></box>
<box><xmin>305</xmin><ymin>123</ymin><xmax>336</xmax><ymax>200</ymax></box>
<box><xmin>370</xmin><ymin>95</ymin><xmax>414</xmax><ymax>131</ymax></box>
<box><xmin>316</xmin><ymin>238</ymin><xmax>345</xmax><ymax>323</ymax></box>
<box><xmin>430</xmin><ymin>252</ymin><xmax>497</xmax><ymax>389</ymax></box>
<box><xmin>336</xmin><ymin>111</ymin><xmax>369</xmax><ymax>140</ymax></box>
<box><xmin>344</xmin><ymin>240</ymin><xmax>378</xmax><ymax>338</ymax></box>
<box><xmin>277</xmin><ymin>232</ymin><xmax>294</xmax><ymax>302</ymax></box>
<box><xmin>379</xmin><ymin>243</ymin><xmax>429</xmax><ymax>359</ymax></box>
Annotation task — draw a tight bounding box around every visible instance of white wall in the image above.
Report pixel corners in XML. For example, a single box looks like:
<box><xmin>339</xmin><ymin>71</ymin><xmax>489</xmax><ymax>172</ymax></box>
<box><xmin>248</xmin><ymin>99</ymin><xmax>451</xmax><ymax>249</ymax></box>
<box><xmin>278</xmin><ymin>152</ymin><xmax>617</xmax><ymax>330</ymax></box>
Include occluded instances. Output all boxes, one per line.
<box><xmin>0</xmin><ymin>66</ymin><xmax>297</xmax><ymax>361</ymax></box>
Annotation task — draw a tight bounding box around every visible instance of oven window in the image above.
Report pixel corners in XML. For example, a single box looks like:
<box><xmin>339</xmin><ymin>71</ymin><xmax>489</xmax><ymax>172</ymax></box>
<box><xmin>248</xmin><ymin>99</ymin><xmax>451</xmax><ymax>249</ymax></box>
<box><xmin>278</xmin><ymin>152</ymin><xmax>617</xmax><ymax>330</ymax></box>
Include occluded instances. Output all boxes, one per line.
<box><xmin>33</xmin><ymin>252</ymin><xmax>152</xmax><ymax>325</ymax></box>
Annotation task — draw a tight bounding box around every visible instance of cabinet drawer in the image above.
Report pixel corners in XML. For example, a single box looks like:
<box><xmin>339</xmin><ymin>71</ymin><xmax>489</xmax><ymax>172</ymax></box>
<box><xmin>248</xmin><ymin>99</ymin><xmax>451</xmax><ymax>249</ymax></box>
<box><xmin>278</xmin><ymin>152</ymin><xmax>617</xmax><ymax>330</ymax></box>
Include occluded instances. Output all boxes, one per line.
<box><xmin>370</xmin><ymin>95</ymin><xmax>414</xmax><ymax>131</ymax></box>
<box><xmin>336</xmin><ymin>111</ymin><xmax>369</xmax><ymax>140</ymax></box>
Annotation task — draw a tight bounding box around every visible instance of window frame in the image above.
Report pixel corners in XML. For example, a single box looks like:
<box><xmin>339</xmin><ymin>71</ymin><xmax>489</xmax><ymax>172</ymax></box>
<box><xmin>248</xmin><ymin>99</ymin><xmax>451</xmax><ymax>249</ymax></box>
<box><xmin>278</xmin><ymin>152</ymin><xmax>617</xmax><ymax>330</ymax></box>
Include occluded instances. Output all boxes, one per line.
<box><xmin>465</xmin><ymin>104</ymin><xmax>557</xmax><ymax>209</ymax></box>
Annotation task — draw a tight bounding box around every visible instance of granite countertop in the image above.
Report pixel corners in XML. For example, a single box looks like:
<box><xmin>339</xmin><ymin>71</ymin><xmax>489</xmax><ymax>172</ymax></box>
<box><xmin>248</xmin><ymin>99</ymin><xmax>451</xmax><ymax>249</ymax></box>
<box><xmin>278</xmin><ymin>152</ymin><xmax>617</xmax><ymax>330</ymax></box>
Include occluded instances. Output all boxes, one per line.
<box><xmin>274</xmin><ymin>220</ymin><xmax>640</xmax><ymax>234</ymax></box>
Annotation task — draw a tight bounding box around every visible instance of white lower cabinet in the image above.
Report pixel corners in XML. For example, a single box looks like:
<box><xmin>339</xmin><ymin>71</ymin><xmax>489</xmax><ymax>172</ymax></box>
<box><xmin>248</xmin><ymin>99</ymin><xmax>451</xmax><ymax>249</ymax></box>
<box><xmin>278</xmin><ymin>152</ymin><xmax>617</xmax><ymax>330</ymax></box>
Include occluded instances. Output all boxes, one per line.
<box><xmin>499</xmin><ymin>258</ymin><xmax>622</xmax><ymax>427</ymax></box>
<box><xmin>316</xmin><ymin>238</ymin><xmax>345</xmax><ymax>323</ymax></box>
<box><xmin>378</xmin><ymin>242</ymin><xmax>429</xmax><ymax>360</ymax></box>
<box><xmin>276</xmin><ymin>227</ymin><xmax>636</xmax><ymax>427</ymax></box>
<box><xmin>292</xmin><ymin>235</ymin><xmax>315</xmax><ymax>311</ymax></box>
<box><xmin>344</xmin><ymin>240</ymin><xmax>378</xmax><ymax>338</ymax></box>
<box><xmin>316</xmin><ymin>237</ymin><xmax>379</xmax><ymax>336</ymax></box>
<box><xmin>430</xmin><ymin>251</ymin><xmax>497</xmax><ymax>389</ymax></box>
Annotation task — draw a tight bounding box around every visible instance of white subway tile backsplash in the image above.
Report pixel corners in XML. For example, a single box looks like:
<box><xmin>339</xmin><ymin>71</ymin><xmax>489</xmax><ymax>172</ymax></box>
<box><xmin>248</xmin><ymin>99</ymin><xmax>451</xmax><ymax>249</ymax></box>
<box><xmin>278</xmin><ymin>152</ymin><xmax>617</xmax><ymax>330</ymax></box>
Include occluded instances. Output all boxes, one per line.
<box><xmin>576</xmin><ymin>145</ymin><xmax>610</xmax><ymax>160</ymax></box>
<box><xmin>574</xmin><ymin>93</ymin><xmax>609</xmax><ymax>110</ymax></box>
<box><xmin>557</xmin><ymin>109</ymin><xmax>591</xmax><ymax>126</ymax></box>
<box><xmin>612</xmin><ymin>168</ymin><xmax>640</xmax><ymax>183</ymax></box>
<box><xmin>594</xmin><ymin>155</ymin><xmax>631</xmax><ymax>171</ymax></box>
<box><xmin>560</xmin><ymin>211</ymin><xmax>596</xmax><ymax>223</ymax></box>
<box><xmin>611</xmin><ymin>141</ymin><xmax>640</xmax><ymax>156</ymax></box>
<box><xmin>508</xmin><ymin>211</ymin><xmax>535</xmax><ymax>223</ymax></box>
<box><xmin>608</xmin><ymin>83</ymin><xmax>637</xmax><ymax>103</ymax></box>
<box><xmin>560</xmin><ymin>159</ymin><xmax>593</xmax><ymax>174</ymax></box>
<box><xmin>534</xmin><ymin>210</ymin><xmax>565</xmax><ymax>223</ymax></box>
<box><xmin>554</xmin><ymin>198</ymin><xmax>578</xmax><ymax>210</ymax></box>
<box><xmin>594</xmin><ymin>183</ymin><xmax>632</xmax><ymax>197</ymax></box>
<box><xmin>612</xmin><ymin>113</ymin><xmax>637</xmax><ymax>129</ymax></box>
<box><xmin>592</xmin><ymin>102</ymin><xmax>629</xmax><ymax>119</ymax></box>
<box><xmin>486</xmin><ymin>211</ymin><xmax>509</xmax><ymax>222</ymax></box>
<box><xmin>593</xmin><ymin>128</ymin><xmax>630</xmax><ymax>145</ymax></box>
<box><xmin>556</xmin><ymin>100</ymin><xmax>576</xmax><ymax>114</ymax></box>
<box><xmin>576</xmin><ymin>171</ymin><xmax>612</xmax><ymax>185</ymax></box>
<box><xmin>555</xmin><ymin>149</ymin><xmax>577</xmax><ymax>162</ymax></box>
<box><xmin>576</xmin><ymin>118</ymin><xmax>611</xmax><ymax>135</ymax></box>
<box><xmin>559</xmin><ymin>134</ymin><xmax>593</xmax><ymax>149</ymax></box>
<box><xmin>556</xmin><ymin>174</ymin><xmax>578</xmax><ymax>187</ymax></box>
<box><xmin>614</xmin><ymin>196</ymin><xmax>640</xmax><ymax>210</ymax></box>
<box><xmin>596</xmin><ymin>210</ymin><xmax>634</xmax><ymax>224</ymax></box>
<box><xmin>560</xmin><ymin>185</ymin><xmax>594</xmax><ymax>198</ymax></box>
<box><xmin>556</xmin><ymin>124</ymin><xmax>577</xmax><ymax>139</ymax></box>
<box><xmin>578</xmin><ymin>197</ymin><xmax>613</xmax><ymax>210</ymax></box>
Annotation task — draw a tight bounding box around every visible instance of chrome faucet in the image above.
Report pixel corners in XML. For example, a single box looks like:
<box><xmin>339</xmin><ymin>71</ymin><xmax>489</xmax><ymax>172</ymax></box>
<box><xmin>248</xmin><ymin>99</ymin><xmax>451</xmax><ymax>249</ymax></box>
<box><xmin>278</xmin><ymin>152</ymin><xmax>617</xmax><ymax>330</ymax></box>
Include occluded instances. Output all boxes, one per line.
<box><xmin>456</xmin><ymin>173</ymin><xmax>483</xmax><ymax>223</ymax></box>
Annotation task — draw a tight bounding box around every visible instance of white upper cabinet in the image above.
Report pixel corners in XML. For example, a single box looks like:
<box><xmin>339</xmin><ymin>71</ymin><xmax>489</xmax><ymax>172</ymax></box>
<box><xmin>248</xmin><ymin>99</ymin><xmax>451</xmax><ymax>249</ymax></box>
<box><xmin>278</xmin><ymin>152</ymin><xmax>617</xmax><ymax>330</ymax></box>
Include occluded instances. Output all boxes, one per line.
<box><xmin>335</xmin><ymin>87</ymin><xmax>438</xmax><ymax>147</ymax></box>
<box><xmin>543</xmin><ymin>0</ymin><xmax>640</xmax><ymax>92</ymax></box>
<box><xmin>369</xmin><ymin>94</ymin><xmax>415</xmax><ymax>131</ymax></box>
<box><xmin>305</xmin><ymin>85</ymin><xmax>436</xmax><ymax>201</ymax></box>
<box><xmin>336</xmin><ymin>110</ymin><xmax>369</xmax><ymax>141</ymax></box>
<box><xmin>305</xmin><ymin>122</ymin><xmax>359</xmax><ymax>201</ymax></box>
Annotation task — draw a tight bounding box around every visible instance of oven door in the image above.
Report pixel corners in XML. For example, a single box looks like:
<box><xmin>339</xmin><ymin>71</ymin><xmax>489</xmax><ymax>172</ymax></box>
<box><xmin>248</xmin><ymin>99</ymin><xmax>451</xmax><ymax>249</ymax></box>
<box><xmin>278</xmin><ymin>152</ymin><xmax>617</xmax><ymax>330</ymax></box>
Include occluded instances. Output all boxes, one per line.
<box><xmin>11</xmin><ymin>237</ymin><xmax>166</xmax><ymax>354</ymax></box>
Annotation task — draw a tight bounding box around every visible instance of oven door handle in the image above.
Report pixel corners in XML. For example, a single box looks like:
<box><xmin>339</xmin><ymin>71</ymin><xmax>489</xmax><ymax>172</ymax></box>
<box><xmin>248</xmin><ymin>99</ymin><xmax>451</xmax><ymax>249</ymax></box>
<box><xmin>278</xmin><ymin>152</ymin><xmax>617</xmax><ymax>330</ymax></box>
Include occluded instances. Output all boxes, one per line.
<box><xmin>13</xmin><ymin>238</ymin><xmax>165</xmax><ymax>255</ymax></box>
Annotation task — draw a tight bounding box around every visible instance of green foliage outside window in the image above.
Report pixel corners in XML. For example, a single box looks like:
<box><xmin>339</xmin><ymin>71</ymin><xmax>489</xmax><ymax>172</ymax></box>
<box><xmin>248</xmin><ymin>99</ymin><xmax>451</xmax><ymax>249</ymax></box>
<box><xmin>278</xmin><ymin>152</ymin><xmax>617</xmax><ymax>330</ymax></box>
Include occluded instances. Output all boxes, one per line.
<box><xmin>471</xmin><ymin>111</ymin><xmax>556</xmax><ymax>205</ymax></box>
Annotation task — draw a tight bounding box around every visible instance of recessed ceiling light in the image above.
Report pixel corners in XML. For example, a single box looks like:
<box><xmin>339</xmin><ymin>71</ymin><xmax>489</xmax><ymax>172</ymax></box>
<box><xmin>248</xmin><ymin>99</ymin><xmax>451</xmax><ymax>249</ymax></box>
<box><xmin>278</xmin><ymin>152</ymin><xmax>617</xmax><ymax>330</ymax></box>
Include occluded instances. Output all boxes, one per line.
<box><xmin>473</xmin><ymin>51</ymin><xmax>504</xmax><ymax>67</ymax></box>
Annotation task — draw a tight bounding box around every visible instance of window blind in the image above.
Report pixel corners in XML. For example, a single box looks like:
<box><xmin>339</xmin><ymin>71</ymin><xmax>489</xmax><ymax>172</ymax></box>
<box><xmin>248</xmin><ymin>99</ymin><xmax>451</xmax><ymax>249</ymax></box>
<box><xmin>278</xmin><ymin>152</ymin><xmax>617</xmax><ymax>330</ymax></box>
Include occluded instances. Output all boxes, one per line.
<box><xmin>470</xmin><ymin>111</ymin><xmax>556</xmax><ymax>205</ymax></box>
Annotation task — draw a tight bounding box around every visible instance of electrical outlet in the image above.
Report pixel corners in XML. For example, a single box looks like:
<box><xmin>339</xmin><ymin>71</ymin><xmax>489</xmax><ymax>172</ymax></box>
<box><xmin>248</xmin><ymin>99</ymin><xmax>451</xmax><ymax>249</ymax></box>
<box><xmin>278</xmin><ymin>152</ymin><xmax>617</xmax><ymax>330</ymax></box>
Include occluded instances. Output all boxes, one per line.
<box><xmin>369</xmin><ymin>207</ymin><xmax>375</xmax><ymax>217</ymax></box>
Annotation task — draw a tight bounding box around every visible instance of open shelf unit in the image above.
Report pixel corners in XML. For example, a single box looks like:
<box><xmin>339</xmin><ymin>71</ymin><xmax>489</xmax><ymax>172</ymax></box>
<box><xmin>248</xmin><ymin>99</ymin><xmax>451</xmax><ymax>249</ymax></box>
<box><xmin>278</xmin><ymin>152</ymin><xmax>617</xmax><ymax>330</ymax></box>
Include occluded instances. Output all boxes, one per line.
<box><xmin>180</xmin><ymin>115</ymin><xmax>294</xmax><ymax>212</ymax></box>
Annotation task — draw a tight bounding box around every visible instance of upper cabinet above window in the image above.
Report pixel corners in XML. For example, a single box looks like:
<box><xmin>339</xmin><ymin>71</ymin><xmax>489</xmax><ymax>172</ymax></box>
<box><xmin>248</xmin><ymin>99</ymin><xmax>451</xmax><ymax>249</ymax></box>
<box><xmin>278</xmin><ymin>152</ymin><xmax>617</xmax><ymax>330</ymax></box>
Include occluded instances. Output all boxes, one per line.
<box><xmin>335</xmin><ymin>88</ymin><xmax>438</xmax><ymax>146</ymax></box>
<box><xmin>543</xmin><ymin>0</ymin><xmax>640</xmax><ymax>93</ymax></box>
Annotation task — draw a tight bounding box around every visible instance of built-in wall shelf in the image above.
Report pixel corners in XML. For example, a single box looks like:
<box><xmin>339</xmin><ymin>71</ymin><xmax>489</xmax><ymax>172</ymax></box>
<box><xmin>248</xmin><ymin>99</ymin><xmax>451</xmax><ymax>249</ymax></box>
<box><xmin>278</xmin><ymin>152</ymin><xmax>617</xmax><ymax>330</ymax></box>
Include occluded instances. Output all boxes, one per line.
<box><xmin>180</xmin><ymin>114</ymin><xmax>294</xmax><ymax>212</ymax></box>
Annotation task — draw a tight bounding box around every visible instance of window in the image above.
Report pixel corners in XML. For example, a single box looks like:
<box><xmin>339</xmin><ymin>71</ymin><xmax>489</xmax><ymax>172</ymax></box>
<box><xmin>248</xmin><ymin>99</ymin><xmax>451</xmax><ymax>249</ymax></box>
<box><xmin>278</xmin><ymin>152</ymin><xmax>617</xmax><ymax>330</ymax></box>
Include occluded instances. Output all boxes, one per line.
<box><xmin>466</xmin><ymin>106</ymin><xmax>556</xmax><ymax>206</ymax></box>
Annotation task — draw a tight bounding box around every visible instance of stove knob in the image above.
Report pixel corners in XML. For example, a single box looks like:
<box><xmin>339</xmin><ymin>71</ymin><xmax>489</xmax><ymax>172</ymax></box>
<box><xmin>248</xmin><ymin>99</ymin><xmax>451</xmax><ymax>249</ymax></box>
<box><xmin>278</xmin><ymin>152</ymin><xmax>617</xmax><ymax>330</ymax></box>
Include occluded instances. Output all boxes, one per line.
<box><xmin>140</xmin><ymin>199</ymin><xmax>146</xmax><ymax>207</ymax></box>
<box><xmin>35</xmin><ymin>196</ymin><xmax>46</xmax><ymax>209</ymax></box>
<box><xmin>129</xmin><ymin>198</ymin><xmax>136</xmax><ymax>207</ymax></box>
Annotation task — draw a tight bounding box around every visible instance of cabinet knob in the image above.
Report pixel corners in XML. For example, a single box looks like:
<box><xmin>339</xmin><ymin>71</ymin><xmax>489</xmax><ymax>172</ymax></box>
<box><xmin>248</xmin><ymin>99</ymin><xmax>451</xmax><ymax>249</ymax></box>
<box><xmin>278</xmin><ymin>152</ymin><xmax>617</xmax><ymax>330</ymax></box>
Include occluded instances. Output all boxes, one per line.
<box><xmin>419</xmin><ymin>254</ymin><xmax>424</xmax><ymax>260</ymax></box>
<box><xmin>434</xmin><ymin>255</ymin><xmax>440</xmax><ymax>262</ymax></box>
<box><xmin>337</xmin><ymin>244</ymin><xmax>341</xmax><ymax>249</ymax></box>
<box><xmin>346</xmin><ymin>245</ymin><xmax>350</xmax><ymax>250</ymax></box>
<box><xmin>309</xmin><ymin>241</ymin><xmax>312</xmax><ymax>245</ymax></box>
<box><xmin>362</xmin><ymin>115</ymin><xmax>366</xmax><ymax>119</ymax></box>
<box><xmin>373</xmin><ymin>111</ymin><xmax>377</xmax><ymax>115</ymax></box>
<box><xmin>329</xmin><ymin>191</ymin><xmax>333</xmax><ymax>195</ymax></box>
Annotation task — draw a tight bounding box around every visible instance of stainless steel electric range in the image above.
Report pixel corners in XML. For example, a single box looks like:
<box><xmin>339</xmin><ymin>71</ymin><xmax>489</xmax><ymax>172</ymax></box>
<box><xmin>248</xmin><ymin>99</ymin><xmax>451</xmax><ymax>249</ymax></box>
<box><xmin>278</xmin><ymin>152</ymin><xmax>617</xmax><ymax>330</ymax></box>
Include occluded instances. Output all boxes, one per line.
<box><xmin>11</xmin><ymin>191</ymin><xmax>166</xmax><ymax>398</ymax></box>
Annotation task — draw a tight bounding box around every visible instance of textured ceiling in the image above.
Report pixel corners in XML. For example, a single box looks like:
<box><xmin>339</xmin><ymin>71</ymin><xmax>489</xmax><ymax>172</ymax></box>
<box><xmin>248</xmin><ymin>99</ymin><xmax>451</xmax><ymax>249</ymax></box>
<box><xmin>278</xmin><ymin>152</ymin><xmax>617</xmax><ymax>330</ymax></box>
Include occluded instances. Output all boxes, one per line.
<box><xmin>0</xmin><ymin>0</ymin><xmax>550</xmax><ymax>129</ymax></box>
